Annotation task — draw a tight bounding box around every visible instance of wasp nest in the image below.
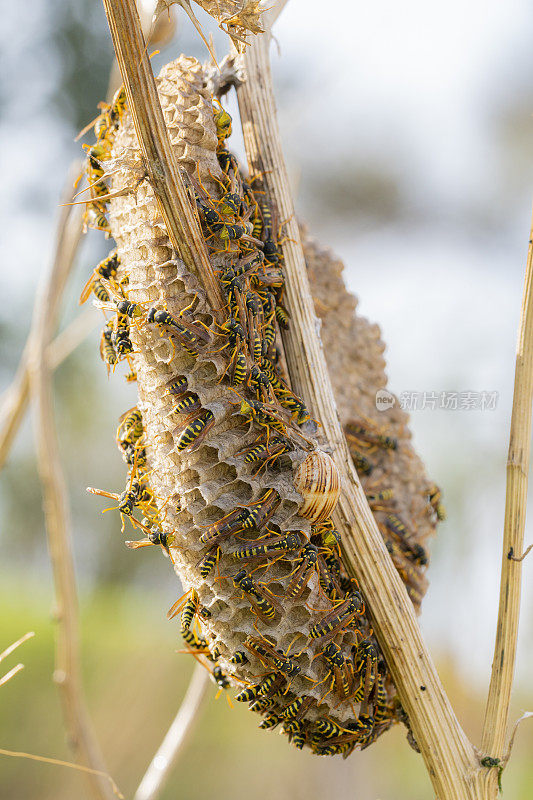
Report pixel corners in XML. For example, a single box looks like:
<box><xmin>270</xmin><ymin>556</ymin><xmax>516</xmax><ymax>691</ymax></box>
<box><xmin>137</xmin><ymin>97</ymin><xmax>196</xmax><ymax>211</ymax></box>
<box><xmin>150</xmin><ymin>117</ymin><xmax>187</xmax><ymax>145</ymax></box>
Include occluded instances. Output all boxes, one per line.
<box><xmin>82</xmin><ymin>54</ymin><xmax>443</xmax><ymax>756</ymax></box>
<box><xmin>303</xmin><ymin>231</ymin><xmax>443</xmax><ymax>610</ymax></box>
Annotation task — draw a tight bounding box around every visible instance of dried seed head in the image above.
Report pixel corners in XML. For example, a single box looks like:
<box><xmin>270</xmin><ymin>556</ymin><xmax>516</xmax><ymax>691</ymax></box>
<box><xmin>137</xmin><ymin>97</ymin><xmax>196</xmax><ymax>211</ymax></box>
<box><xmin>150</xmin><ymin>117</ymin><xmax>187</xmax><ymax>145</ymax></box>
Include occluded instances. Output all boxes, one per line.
<box><xmin>194</xmin><ymin>1</ymin><xmax>264</xmax><ymax>50</ymax></box>
<box><xmin>293</xmin><ymin>450</ymin><xmax>340</xmax><ymax>523</ymax></box>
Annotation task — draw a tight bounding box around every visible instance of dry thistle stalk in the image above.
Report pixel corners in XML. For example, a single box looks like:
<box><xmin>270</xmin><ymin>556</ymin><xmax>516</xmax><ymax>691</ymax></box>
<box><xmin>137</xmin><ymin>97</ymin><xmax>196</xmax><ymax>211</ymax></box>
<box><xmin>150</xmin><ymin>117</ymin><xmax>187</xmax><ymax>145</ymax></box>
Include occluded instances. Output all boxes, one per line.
<box><xmin>82</xmin><ymin>54</ymin><xmax>440</xmax><ymax>756</ymax></box>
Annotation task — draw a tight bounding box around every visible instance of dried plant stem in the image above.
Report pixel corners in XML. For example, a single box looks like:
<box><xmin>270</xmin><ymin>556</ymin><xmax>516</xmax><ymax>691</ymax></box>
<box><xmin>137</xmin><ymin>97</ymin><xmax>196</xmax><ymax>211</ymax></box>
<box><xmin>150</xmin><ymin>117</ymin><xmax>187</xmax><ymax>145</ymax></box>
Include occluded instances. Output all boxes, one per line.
<box><xmin>29</xmin><ymin>172</ymin><xmax>114</xmax><ymax>800</ymax></box>
<box><xmin>481</xmin><ymin>210</ymin><xmax>533</xmax><ymax>768</ymax></box>
<box><xmin>237</xmin><ymin>32</ymin><xmax>487</xmax><ymax>800</ymax></box>
<box><xmin>101</xmin><ymin>0</ymin><xmax>225</xmax><ymax>316</ymax></box>
<box><xmin>0</xmin><ymin>352</ymin><xmax>32</xmax><ymax>473</ymax></box>
<box><xmin>0</xmin><ymin>308</ymin><xmax>98</xmax><ymax>473</ymax></box>
<box><xmin>133</xmin><ymin>665</ymin><xmax>210</xmax><ymax>800</ymax></box>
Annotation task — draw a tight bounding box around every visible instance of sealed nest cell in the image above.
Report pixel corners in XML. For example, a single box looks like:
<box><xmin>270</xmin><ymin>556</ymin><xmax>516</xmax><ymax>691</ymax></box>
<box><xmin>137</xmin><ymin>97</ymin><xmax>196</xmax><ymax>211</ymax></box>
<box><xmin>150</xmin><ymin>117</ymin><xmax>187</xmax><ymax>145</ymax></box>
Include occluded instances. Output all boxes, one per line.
<box><xmin>81</xmin><ymin>55</ymin><xmax>443</xmax><ymax>757</ymax></box>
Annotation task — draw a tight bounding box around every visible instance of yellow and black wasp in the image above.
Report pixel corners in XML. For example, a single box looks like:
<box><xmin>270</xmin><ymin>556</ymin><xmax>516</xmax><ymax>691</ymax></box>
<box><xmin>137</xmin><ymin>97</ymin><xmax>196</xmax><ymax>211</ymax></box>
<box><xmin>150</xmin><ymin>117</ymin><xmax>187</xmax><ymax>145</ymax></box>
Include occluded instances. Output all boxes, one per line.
<box><xmin>197</xmin><ymin>545</ymin><xmax>221</xmax><ymax>579</ymax></box>
<box><xmin>86</xmin><ymin>208</ymin><xmax>110</xmax><ymax>234</ymax></box>
<box><xmin>350</xmin><ymin>640</ymin><xmax>378</xmax><ymax>703</ymax></box>
<box><xmin>229</xmin><ymin>650</ymin><xmax>248</xmax><ymax>666</ymax></box>
<box><xmin>79</xmin><ymin>250</ymin><xmax>120</xmax><ymax>305</ymax></box>
<box><xmin>213</xmin><ymin>100</ymin><xmax>232</xmax><ymax>147</ymax></box>
<box><xmin>176</xmin><ymin>409</ymin><xmax>215</xmax><ymax>452</ymax></box>
<box><xmin>117</xmin><ymin>407</ymin><xmax>143</xmax><ymax>449</ymax></box>
<box><xmin>172</xmin><ymin>392</ymin><xmax>202</xmax><ymax>416</ymax></box>
<box><xmin>285</xmin><ymin>543</ymin><xmax>320</xmax><ymax>599</ymax></box>
<box><xmin>232</xmin><ymin>569</ymin><xmax>282</xmax><ymax>623</ymax></box>
<box><xmin>239</xmin><ymin>436</ymin><xmax>291</xmax><ymax>472</ymax></box>
<box><xmin>380</xmin><ymin>514</ymin><xmax>428</xmax><ymax>566</ymax></box>
<box><xmin>100</xmin><ymin>322</ymin><xmax>117</xmax><ymax>374</ymax></box>
<box><xmin>167</xmin><ymin>587</ymin><xmax>205</xmax><ymax>644</ymax></box>
<box><xmin>199</xmin><ymin>489</ymin><xmax>281</xmax><ymax>547</ymax></box>
<box><xmin>247</xmin><ymin>364</ymin><xmax>277</xmax><ymax>403</ymax></box>
<box><xmin>277</xmin><ymin>392</ymin><xmax>311</xmax><ymax>425</ymax></box>
<box><xmin>283</xmin><ymin>719</ymin><xmax>306</xmax><ymax>750</ymax></box>
<box><xmin>314</xmin><ymin>718</ymin><xmax>349</xmax><ymax>741</ymax></box>
<box><xmin>231</xmin><ymin>532</ymin><xmax>302</xmax><ymax>564</ymax></box>
<box><xmin>345</xmin><ymin>418</ymin><xmax>398</xmax><ymax>453</ymax></box>
<box><xmin>120</xmin><ymin>440</ymin><xmax>147</xmax><ymax>471</ymax></box>
<box><xmin>212</xmin><ymin>665</ymin><xmax>231</xmax><ymax>701</ymax></box>
<box><xmin>217</xmin><ymin>147</ymin><xmax>239</xmax><ymax>178</ymax></box>
<box><xmin>87</xmin><ymin>477</ymin><xmax>155</xmax><ymax>534</ymax></box>
<box><xmin>125</xmin><ymin>518</ymin><xmax>173</xmax><ymax>558</ymax></box>
<box><xmin>309</xmin><ymin>593</ymin><xmax>365</xmax><ymax>641</ymax></box>
<box><xmin>286</xmin><ymin>542</ymin><xmax>342</xmax><ymax>602</ymax></box>
<box><xmin>385</xmin><ymin>540</ymin><xmax>427</xmax><ymax>607</ymax></box>
<box><xmin>348</xmin><ymin>447</ymin><xmax>373</xmax><ymax>477</ymax></box>
<box><xmin>259</xmin><ymin>714</ymin><xmax>282</xmax><ymax>730</ymax></box>
<box><xmin>428</xmin><ymin>483</ymin><xmax>446</xmax><ymax>521</ymax></box>
<box><xmin>311</xmin><ymin>519</ymin><xmax>341</xmax><ymax>551</ymax></box>
<box><xmin>230</xmin><ymin>349</ymin><xmax>248</xmax><ymax>386</ymax></box>
<box><xmin>244</xmin><ymin>634</ymin><xmax>301</xmax><ymax>678</ymax></box>
<box><xmin>237</xmin><ymin>397</ymin><xmax>287</xmax><ymax>438</ymax></box>
<box><xmin>199</xmin><ymin>507</ymin><xmax>252</xmax><ymax>548</ymax></box>
<box><xmin>249</xmin><ymin>695</ymin><xmax>277</xmax><ymax>713</ymax></box>
<box><xmin>148</xmin><ymin>306</ymin><xmax>212</xmax><ymax>357</ymax></box>
<box><xmin>165</xmin><ymin>375</ymin><xmax>189</xmax><ymax>397</ymax></box>
<box><xmin>111</xmin><ymin>314</ymin><xmax>134</xmax><ymax>357</ymax></box>
<box><xmin>366</xmin><ymin>488</ymin><xmax>394</xmax><ymax>511</ymax></box>
<box><xmin>319</xmin><ymin>642</ymin><xmax>353</xmax><ymax>701</ymax></box>
<box><xmin>310</xmin><ymin>714</ymin><xmax>372</xmax><ymax>757</ymax></box>
<box><xmin>279</xmin><ymin>695</ymin><xmax>314</xmax><ymax>722</ymax></box>
<box><xmin>235</xmin><ymin>672</ymin><xmax>286</xmax><ymax>703</ymax></box>
<box><xmin>77</xmin><ymin>86</ymin><xmax>127</xmax><ymax>143</ymax></box>
<box><xmin>371</xmin><ymin>667</ymin><xmax>391</xmax><ymax>725</ymax></box>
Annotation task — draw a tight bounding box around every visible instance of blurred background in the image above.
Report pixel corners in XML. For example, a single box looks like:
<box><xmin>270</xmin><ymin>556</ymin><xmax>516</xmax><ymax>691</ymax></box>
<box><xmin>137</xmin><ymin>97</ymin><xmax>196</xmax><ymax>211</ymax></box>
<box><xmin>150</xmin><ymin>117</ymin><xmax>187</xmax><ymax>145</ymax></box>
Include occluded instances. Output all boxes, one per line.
<box><xmin>1</xmin><ymin>1</ymin><xmax>532</xmax><ymax>797</ymax></box>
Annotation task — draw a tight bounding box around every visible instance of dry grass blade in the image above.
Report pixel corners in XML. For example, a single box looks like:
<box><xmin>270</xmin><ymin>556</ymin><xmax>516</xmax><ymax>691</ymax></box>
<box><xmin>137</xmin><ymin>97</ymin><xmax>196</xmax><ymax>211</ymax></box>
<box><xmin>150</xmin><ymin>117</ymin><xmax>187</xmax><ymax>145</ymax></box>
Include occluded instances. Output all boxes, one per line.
<box><xmin>481</xmin><ymin>209</ymin><xmax>533</xmax><ymax>772</ymax></box>
<box><xmin>0</xmin><ymin>749</ymin><xmax>123</xmax><ymax>799</ymax></box>
<box><xmin>0</xmin><ymin>631</ymin><xmax>35</xmax><ymax>662</ymax></box>
<box><xmin>0</xmin><ymin>664</ymin><xmax>25</xmax><ymax>687</ymax></box>
<box><xmin>101</xmin><ymin>0</ymin><xmax>225</xmax><ymax>317</ymax></box>
<box><xmin>133</xmin><ymin>664</ymin><xmax>210</xmax><ymax>800</ymax></box>
<box><xmin>236</xmin><ymin>31</ymin><xmax>486</xmax><ymax>800</ymax></box>
<box><xmin>29</xmin><ymin>170</ymin><xmax>115</xmax><ymax>800</ymax></box>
